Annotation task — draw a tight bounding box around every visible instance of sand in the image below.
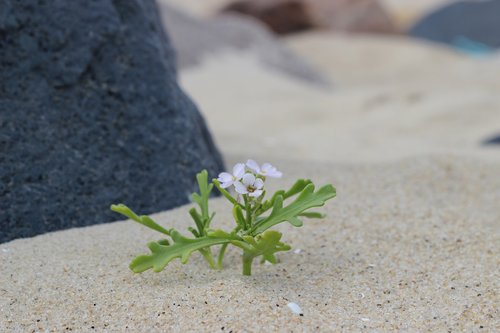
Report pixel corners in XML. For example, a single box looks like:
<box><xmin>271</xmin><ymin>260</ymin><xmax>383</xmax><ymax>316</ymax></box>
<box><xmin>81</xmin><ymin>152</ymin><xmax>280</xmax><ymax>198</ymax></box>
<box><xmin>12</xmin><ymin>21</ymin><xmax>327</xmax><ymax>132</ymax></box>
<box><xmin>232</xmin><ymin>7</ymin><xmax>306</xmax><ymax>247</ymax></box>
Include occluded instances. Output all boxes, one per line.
<box><xmin>285</xmin><ymin>32</ymin><xmax>500</xmax><ymax>89</ymax></box>
<box><xmin>1</xmin><ymin>155</ymin><xmax>499</xmax><ymax>332</ymax></box>
<box><xmin>2</xmin><ymin>3</ymin><xmax>500</xmax><ymax>332</ymax></box>
<box><xmin>177</xmin><ymin>35</ymin><xmax>500</xmax><ymax>164</ymax></box>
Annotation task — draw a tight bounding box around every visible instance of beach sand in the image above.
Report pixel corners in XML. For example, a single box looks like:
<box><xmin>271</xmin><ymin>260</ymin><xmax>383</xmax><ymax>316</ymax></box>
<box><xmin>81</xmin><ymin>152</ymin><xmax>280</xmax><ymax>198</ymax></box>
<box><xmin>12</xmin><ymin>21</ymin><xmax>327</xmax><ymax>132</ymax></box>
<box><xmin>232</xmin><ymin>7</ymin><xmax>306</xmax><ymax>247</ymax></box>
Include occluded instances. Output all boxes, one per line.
<box><xmin>1</xmin><ymin>156</ymin><xmax>499</xmax><ymax>332</ymax></box>
<box><xmin>2</xmin><ymin>3</ymin><xmax>500</xmax><ymax>332</ymax></box>
<box><xmin>177</xmin><ymin>34</ymin><xmax>500</xmax><ymax>164</ymax></box>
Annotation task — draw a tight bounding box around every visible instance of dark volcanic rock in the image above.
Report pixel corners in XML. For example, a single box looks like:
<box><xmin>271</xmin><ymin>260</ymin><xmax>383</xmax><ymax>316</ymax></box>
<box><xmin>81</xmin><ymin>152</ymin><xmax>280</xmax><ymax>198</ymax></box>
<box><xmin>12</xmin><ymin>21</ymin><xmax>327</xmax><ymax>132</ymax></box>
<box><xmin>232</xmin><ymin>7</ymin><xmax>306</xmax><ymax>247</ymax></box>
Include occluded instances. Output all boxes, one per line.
<box><xmin>410</xmin><ymin>0</ymin><xmax>500</xmax><ymax>49</ymax></box>
<box><xmin>0</xmin><ymin>0</ymin><xmax>224</xmax><ymax>243</ymax></box>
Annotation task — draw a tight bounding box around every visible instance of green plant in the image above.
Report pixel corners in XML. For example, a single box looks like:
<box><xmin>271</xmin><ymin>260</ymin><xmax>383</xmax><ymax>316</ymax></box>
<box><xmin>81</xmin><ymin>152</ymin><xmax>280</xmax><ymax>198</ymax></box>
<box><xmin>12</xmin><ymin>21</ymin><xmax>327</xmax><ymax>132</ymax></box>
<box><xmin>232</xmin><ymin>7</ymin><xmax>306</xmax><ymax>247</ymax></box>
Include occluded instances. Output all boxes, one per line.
<box><xmin>111</xmin><ymin>160</ymin><xmax>336</xmax><ymax>275</ymax></box>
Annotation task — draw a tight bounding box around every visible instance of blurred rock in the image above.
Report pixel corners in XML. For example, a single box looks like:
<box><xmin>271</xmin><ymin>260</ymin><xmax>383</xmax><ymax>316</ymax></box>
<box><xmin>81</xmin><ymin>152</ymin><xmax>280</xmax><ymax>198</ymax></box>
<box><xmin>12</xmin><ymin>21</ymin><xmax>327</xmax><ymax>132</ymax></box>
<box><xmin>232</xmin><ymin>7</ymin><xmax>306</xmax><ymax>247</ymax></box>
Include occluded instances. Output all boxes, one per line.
<box><xmin>222</xmin><ymin>0</ymin><xmax>312</xmax><ymax>35</ymax></box>
<box><xmin>0</xmin><ymin>0</ymin><xmax>224</xmax><ymax>243</ymax></box>
<box><xmin>410</xmin><ymin>0</ymin><xmax>500</xmax><ymax>49</ymax></box>
<box><xmin>159</xmin><ymin>3</ymin><xmax>329</xmax><ymax>85</ymax></box>
<box><xmin>379</xmin><ymin>0</ymin><xmax>456</xmax><ymax>29</ymax></box>
<box><xmin>220</xmin><ymin>0</ymin><xmax>398</xmax><ymax>35</ymax></box>
<box><xmin>483</xmin><ymin>135</ymin><xmax>500</xmax><ymax>145</ymax></box>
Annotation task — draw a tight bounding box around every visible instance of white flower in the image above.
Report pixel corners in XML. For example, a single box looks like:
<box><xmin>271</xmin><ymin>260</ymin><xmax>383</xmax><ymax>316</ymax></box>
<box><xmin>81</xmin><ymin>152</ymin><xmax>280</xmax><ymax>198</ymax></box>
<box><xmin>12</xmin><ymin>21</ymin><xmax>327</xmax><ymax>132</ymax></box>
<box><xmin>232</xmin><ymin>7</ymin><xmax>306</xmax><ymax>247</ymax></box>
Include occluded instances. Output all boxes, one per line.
<box><xmin>246</xmin><ymin>159</ymin><xmax>282</xmax><ymax>178</ymax></box>
<box><xmin>217</xmin><ymin>163</ymin><xmax>245</xmax><ymax>188</ymax></box>
<box><xmin>234</xmin><ymin>173</ymin><xmax>264</xmax><ymax>197</ymax></box>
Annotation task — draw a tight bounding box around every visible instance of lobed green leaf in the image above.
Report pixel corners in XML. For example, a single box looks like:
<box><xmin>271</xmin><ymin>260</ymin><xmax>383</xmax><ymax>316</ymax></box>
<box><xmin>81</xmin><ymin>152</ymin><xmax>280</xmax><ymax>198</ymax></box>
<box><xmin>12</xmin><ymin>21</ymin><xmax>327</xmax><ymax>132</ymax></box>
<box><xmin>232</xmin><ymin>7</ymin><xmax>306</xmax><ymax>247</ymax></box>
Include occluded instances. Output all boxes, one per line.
<box><xmin>192</xmin><ymin>170</ymin><xmax>213</xmax><ymax>221</ymax></box>
<box><xmin>257</xmin><ymin>179</ymin><xmax>313</xmax><ymax>214</ymax></box>
<box><xmin>252</xmin><ymin>184</ymin><xmax>336</xmax><ymax>234</ymax></box>
<box><xmin>240</xmin><ymin>230</ymin><xmax>291</xmax><ymax>263</ymax></box>
<box><xmin>299</xmin><ymin>212</ymin><xmax>325</xmax><ymax>219</ymax></box>
<box><xmin>110</xmin><ymin>204</ymin><xmax>170</xmax><ymax>236</ymax></box>
<box><xmin>129</xmin><ymin>229</ymin><xmax>232</xmax><ymax>273</ymax></box>
<box><xmin>188</xmin><ymin>207</ymin><xmax>204</xmax><ymax>235</ymax></box>
<box><xmin>232</xmin><ymin>205</ymin><xmax>246</xmax><ymax>230</ymax></box>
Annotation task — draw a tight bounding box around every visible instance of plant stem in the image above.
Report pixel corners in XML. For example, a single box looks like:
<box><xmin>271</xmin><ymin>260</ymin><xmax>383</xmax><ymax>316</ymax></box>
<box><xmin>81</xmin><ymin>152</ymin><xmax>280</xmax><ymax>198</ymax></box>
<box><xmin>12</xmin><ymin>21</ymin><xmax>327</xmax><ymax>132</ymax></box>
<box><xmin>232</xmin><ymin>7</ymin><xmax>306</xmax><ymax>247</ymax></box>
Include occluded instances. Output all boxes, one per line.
<box><xmin>252</xmin><ymin>194</ymin><xmax>264</xmax><ymax>224</ymax></box>
<box><xmin>244</xmin><ymin>195</ymin><xmax>251</xmax><ymax>231</ymax></box>
<box><xmin>242</xmin><ymin>251</ymin><xmax>253</xmax><ymax>276</ymax></box>
<box><xmin>200</xmin><ymin>248</ymin><xmax>216</xmax><ymax>269</ymax></box>
<box><xmin>217</xmin><ymin>243</ymin><xmax>229</xmax><ymax>270</ymax></box>
<box><xmin>213</xmin><ymin>180</ymin><xmax>245</xmax><ymax>209</ymax></box>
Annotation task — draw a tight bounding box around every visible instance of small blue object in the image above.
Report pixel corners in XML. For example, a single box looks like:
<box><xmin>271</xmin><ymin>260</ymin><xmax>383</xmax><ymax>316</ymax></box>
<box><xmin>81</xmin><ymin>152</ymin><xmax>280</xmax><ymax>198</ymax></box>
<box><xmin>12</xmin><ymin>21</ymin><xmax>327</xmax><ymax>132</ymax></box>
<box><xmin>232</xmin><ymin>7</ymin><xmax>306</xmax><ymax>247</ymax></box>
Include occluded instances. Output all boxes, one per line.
<box><xmin>452</xmin><ymin>36</ymin><xmax>493</xmax><ymax>56</ymax></box>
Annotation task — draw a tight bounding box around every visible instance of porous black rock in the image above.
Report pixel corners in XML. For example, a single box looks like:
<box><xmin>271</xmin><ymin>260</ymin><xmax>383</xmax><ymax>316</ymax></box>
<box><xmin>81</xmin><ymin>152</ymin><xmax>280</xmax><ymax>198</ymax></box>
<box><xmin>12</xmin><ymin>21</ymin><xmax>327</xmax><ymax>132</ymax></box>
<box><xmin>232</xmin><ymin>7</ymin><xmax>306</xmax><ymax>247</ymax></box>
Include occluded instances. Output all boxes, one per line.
<box><xmin>0</xmin><ymin>0</ymin><xmax>224</xmax><ymax>243</ymax></box>
<box><xmin>409</xmin><ymin>0</ymin><xmax>500</xmax><ymax>49</ymax></box>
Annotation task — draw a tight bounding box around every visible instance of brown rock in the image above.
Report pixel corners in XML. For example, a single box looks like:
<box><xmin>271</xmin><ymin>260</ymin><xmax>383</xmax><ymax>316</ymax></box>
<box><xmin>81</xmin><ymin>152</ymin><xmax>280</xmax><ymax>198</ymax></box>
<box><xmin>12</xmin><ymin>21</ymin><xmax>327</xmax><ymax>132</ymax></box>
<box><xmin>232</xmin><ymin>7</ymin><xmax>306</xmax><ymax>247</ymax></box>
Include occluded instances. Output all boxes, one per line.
<box><xmin>223</xmin><ymin>0</ymin><xmax>313</xmax><ymax>34</ymax></box>
<box><xmin>158</xmin><ymin>3</ymin><xmax>329</xmax><ymax>85</ymax></box>
<box><xmin>221</xmin><ymin>0</ymin><xmax>398</xmax><ymax>35</ymax></box>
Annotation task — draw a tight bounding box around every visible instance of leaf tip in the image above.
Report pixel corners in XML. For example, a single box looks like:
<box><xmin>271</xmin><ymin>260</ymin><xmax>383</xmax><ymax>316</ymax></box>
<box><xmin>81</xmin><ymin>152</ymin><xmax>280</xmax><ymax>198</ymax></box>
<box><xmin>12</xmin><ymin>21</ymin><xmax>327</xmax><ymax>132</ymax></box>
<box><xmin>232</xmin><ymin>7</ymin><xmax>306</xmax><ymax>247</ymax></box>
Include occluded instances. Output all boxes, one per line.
<box><xmin>110</xmin><ymin>203</ymin><xmax>123</xmax><ymax>211</ymax></box>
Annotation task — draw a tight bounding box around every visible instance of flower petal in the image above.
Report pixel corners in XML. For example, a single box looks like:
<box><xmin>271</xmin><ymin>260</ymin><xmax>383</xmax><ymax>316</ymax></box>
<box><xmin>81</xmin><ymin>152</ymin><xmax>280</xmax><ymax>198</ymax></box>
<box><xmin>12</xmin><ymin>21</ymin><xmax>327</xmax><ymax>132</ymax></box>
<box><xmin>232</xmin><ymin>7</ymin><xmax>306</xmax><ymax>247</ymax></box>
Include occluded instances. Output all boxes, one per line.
<box><xmin>234</xmin><ymin>181</ymin><xmax>248</xmax><ymax>194</ymax></box>
<box><xmin>249</xmin><ymin>189</ymin><xmax>263</xmax><ymax>197</ymax></box>
<box><xmin>254</xmin><ymin>178</ymin><xmax>264</xmax><ymax>189</ymax></box>
<box><xmin>266</xmin><ymin>170</ymin><xmax>283</xmax><ymax>178</ymax></box>
<box><xmin>261</xmin><ymin>163</ymin><xmax>273</xmax><ymax>173</ymax></box>
<box><xmin>232</xmin><ymin>163</ymin><xmax>245</xmax><ymax>179</ymax></box>
<box><xmin>220</xmin><ymin>181</ymin><xmax>233</xmax><ymax>189</ymax></box>
<box><xmin>246</xmin><ymin>159</ymin><xmax>260</xmax><ymax>173</ymax></box>
<box><xmin>242</xmin><ymin>173</ymin><xmax>255</xmax><ymax>186</ymax></box>
<box><xmin>258</xmin><ymin>163</ymin><xmax>281</xmax><ymax>178</ymax></box>
<box><xmin>217</xmin><ymin>172</ymin><xmax>233</xmax><ymax>183</ymax></box>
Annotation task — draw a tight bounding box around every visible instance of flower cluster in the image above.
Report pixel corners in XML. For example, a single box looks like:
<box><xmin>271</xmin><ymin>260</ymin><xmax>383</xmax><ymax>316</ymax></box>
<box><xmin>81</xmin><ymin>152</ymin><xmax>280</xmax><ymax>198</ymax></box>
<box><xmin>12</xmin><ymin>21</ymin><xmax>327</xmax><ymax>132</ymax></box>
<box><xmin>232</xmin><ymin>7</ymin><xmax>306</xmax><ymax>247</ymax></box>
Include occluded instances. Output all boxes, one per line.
<box><xmin>217</xmin><ymin>160</ymin><xmax>282</xmax><ymax>198</ymax></box>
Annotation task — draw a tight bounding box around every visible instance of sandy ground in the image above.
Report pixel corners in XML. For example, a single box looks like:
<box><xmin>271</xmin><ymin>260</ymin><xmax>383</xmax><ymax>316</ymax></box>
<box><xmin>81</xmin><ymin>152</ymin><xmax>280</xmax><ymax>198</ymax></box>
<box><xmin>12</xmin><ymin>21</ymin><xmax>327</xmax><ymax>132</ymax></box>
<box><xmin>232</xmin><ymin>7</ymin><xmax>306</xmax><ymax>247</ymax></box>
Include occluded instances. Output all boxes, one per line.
<box><xmin>2</xmin><ymin>3</ymin><xmax>500</xmax><ymax>332</ymax></box>
<box><xmin>177</xmin><ymin>34</ymin><xmax>500</xmax><ymax>164</ymax></box>
<box><xmin>285</xmin><ymin>32</ymin><xmax>500</xmax><ymax>89</ymax></box>
<box><xmin>1</xmin><ymin>156</ymin><xmax>499</xmax><ymax>332</ymax></box>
